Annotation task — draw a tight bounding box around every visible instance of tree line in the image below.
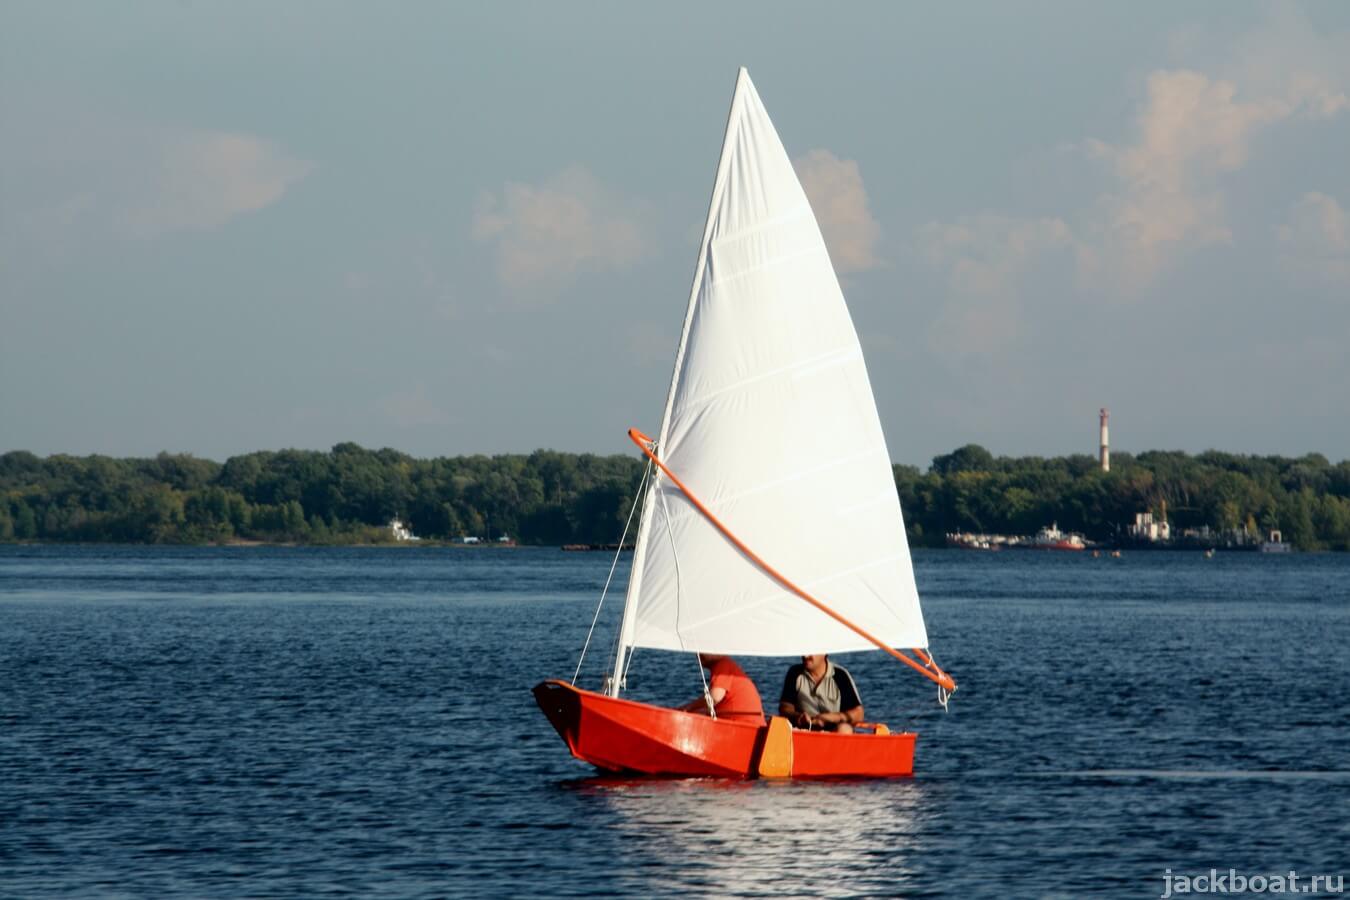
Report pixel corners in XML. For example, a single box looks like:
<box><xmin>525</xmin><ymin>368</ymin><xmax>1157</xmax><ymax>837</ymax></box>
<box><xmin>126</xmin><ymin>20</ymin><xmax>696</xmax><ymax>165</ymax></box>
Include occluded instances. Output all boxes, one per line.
<box><xmin>896</xmin><ymin>445</ymin><xmax>1350</xmax><ymax>551</ymax></box>
<box><xmin>0</xmin><ymin>445</ymin><xmax>643</xmax><ymax>546</ymax></box>
<box><xmin>2</xmin><ymin>443</ymin><xmax>1348</xmax><ymax>550</ymax></box>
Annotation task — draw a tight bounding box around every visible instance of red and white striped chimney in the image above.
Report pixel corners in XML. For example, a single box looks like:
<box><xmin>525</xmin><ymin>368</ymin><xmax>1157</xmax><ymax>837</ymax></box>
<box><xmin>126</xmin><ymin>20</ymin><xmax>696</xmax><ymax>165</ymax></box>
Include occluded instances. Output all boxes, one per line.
<box><xmin>1099</xmin><ymin>408</ymin><xmax>1110</xmax><ymax>472</ymax></box>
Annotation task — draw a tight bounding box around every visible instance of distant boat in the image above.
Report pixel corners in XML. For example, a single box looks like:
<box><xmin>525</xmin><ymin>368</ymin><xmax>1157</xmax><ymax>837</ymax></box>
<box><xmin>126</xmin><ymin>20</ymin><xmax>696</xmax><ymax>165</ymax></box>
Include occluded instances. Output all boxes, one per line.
<box><xmin>1260</xmin><ymin>530</ymin><xmax>1293</xmax><ymax>554</ymax></box>
<box><xmin>946</xmin><ymin>532</ymin><xmax>1001</xmax><ymax>551</ymax></box>
<box><xmin>534</xmin><ymin>68</ymin><xmax>955</xmax><ymax>778</ymax></box>
<box><xmin>1018</xmin><ymin>523</ymin><xmax>1086</xmax><ymax>551</ymax></box>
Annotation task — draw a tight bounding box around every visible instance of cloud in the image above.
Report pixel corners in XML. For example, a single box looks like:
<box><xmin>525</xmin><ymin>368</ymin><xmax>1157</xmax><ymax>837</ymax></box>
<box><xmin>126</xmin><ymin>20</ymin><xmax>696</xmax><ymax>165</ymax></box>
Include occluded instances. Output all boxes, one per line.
<box><xmin>1083</xmin><ymin>67</ymin><xmax>1347</xmax><ymax>285</ymax></box>
<box><xmin>379</xmin><ymin>383</ymin><xmax>455</xmax><ymax>428</ymax></box>
<box><xmin>472</xmin><ymin>166</ymin><xmax>647</xmax><ymax>299</ymax></box>
<box><xmin>3</xmin><ymin>106</ymin><xmax>312</xmax><ymax>245</ymax></box>
<box><xmin>914</xmin><ymin>11</ymin><xmax>1350</xmax><ymax>327</ymax></box>
<box><xmin>1206</xmin><ymin>6</ymin><xmax>1350</xmax><ymax>115</ymax></box>
<box><xmin>920</xmin><ymin>215</ymin><xmax>1073</xmax><ymax>297</ymax></box>
<box><xmin>120</xmin><ymin>131</ymin><xmax>313</xmax><ymax>237</ymax></box>
<box><xmin>918</xmin><ymin>214</ymin><xmax>1073</xmax><ymax>355</ymax></box>
<box><xmin>1277</xmin><ymin>192</ymin><xmax>1350</xmax><ymax>284</ymax></box>
<box><xmin>793</xmin><ymin>149</ymin><xmax>883</xmax><ymax>273</ymax></box>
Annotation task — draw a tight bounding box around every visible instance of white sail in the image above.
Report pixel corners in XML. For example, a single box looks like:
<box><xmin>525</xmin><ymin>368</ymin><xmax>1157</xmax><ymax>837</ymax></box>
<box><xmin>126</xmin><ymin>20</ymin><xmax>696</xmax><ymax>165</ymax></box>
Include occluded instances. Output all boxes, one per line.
<box><xmin>616</xmin><ymin>69</ymin><xmax>929</xmax><ymax>661</ymax></box>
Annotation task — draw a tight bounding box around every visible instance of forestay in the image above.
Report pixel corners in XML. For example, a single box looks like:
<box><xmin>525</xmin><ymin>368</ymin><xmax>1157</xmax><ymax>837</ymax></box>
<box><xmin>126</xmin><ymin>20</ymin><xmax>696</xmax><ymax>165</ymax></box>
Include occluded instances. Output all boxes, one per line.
<box><xmin>616</xmin><ymin>69</ymin><xmax>929</xmax><ymax>663</ymax></box>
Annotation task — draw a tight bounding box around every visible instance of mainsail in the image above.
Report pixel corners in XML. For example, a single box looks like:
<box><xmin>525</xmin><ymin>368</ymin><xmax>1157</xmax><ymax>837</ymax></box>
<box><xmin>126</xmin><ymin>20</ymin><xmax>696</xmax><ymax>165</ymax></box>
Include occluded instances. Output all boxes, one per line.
<box><xmin>613</xmin><ymin>69</ymin><xmax>928</xmax><ymax>682</ymax></box>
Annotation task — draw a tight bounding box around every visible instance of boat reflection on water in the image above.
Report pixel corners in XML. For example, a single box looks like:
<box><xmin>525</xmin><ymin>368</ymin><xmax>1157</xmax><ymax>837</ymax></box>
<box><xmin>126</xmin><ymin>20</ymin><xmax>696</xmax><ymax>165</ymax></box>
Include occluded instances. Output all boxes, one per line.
<box><xmin>561</xmin><ymin>775</ymin><xmax>931</xmax><ymax>896</ymax></box>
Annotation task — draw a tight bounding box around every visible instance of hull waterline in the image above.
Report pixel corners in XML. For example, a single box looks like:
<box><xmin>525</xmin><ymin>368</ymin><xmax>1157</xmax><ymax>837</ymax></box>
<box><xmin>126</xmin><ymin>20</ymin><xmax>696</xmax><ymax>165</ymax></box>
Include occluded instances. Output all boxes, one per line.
<box><xmin>533</xmin><ymin>680</ymin><xmax>916</xmax><ymax>778</ymax></box>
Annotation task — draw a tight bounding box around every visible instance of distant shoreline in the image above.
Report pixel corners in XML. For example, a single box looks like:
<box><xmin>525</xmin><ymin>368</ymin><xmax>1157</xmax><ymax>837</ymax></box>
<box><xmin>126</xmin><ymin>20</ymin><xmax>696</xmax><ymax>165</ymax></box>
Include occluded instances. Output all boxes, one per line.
<box><xmin>4</xmin><ymin>445</ymin><xmax>1347</xmax><ymax>551</ymax></box>
<box><xmin>0</xmin><ymin>540</ymin><xmax>1335</xmax><ymax>554</ymax></box>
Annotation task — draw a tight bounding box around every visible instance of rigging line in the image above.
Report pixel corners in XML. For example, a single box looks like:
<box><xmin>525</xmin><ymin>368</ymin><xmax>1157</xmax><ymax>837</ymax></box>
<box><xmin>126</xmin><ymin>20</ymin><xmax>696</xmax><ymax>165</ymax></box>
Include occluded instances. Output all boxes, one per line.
<box><xmin>696</xmin><ymin>652</ymin><xmax>715</xmax><ymax>719</ymax></box>
<box><xmin>626</xmin><ymin>426</ymin><xmax>957</xmax><ymax>694</ymax></box>
<box><xmin>597</xmin><ymin>461</ymin><xmax>653</xmax><ymax>689</ymax></box>
<box><xmin>918</xmin><ymin>647</ymin><xmax>952</xmax><ymax>714</ymax></box>
<box><xmin>621</xmin><ymin>627</ymin><xmax>638</xmax><ymax>688</ymax></box>
<box><xmin>659</xmin><ymin>475</ymin><xmax>714</xmax><ymax>715</ymax></box>
<box><xmin>610</xmin><ymin>462</ymin><xmax>656</xmax><ymax>691</ymax></box>
<box><xmin>620</xmin><ymin>461</ymin><xmax>664</xmax><ymax>690</ymax></box>
<box><xmin>574</xmin><ymin>459</ymin><xmax>651</xmax><ymax>687</ymax></box>
<box><xmin>618</xmin><ymin>456</ymin><xmax>683</xmax><ymax>692</ymax></box>
<box><xmin>659</xmin><ymin>477</ymin><xmax>686</xmax><ymax>652</ymax></box>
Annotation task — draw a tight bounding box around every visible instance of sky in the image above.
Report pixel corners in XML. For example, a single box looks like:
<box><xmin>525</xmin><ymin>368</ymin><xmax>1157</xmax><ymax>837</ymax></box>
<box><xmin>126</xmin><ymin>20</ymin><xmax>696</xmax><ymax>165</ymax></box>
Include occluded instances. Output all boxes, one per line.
<box><xmin>2</xmin><ymin>2</ymin><xmax>1349</xmax><ymax>468</ymax></box>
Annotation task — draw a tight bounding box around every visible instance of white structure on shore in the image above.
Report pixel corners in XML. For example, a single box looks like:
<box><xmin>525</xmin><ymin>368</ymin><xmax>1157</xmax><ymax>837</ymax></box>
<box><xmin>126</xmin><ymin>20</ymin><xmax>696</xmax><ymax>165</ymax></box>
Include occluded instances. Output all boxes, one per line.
<box><xmin>1128</xmin><ymin>511</ymin><xmax>1170</xmax><ymax>542</ymax></box>
<box><xmin>389</xmin><ymin>518</ymin><xmax>421</xmax><ymax>541</ymax></box>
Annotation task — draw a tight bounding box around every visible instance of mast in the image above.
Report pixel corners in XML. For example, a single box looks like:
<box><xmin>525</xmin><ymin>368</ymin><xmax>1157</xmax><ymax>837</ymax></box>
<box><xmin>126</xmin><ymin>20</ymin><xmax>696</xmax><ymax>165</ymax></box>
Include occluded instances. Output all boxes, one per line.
<box><xmin>608</xmin><ymin>478</ymin><xmax>651</xmax><ymax>695</ymax></box>
<box><xmin>607</xmin><ymin>69</ymin><xmax>751</xmax><ymax>696</ymax></box>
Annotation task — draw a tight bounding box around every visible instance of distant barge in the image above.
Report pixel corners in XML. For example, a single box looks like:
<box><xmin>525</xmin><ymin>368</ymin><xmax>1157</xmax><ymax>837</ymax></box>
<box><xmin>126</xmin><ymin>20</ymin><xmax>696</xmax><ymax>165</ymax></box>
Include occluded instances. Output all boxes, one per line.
<box><xmin>947</xmin><ymin>523</ymin><xmax>1088</xmax><ymax>552</ymax></box>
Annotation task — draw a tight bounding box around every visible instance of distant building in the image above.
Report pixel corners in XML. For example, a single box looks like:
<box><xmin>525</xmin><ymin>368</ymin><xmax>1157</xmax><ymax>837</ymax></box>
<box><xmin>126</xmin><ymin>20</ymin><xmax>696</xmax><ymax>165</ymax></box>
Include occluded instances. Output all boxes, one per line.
<box><xmin>389</xmin><ymin>518</ymin><xmax>421</xmax><ymax>541</ymax></box>
<box><xmin>1128</xmin><ymin>511</ymin><xmax>1170</xmax><ymax>542</ymax></box>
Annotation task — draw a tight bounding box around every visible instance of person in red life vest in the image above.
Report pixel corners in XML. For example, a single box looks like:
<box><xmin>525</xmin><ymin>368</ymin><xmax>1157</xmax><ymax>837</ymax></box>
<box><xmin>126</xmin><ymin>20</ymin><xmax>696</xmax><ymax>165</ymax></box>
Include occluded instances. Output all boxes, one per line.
<box><xmin>678</xmin><ymin>653</ymin><xmax>766</xmax><ymax>724</ymax></box>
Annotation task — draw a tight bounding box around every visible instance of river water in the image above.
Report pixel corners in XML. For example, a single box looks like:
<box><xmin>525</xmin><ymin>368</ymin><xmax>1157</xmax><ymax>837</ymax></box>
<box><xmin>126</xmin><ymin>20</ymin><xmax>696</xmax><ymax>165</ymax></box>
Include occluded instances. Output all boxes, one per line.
<box><xmin>2</xmin><ymin>546</ymin><xmax>1346</xmax><ymax>898</ymax></box>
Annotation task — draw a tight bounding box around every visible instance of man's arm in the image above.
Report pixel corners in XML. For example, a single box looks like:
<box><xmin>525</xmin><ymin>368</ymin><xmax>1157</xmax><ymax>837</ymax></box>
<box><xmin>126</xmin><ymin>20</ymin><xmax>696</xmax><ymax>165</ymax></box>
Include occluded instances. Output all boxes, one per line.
<box><xmin>778</xmin><ymin>667</ymin><xmax>804</xmax><ymax>721</ymax></box>
<box><xmin>679</xmin><ymin>685</ymin><xmax>727</xmax><ymax>713</ymax></box>
<box><xmin>803</xmin><ymin>706</ymin><xmax>862</xmax><ymax>727</ymax></box>
<box><xmin>832</xmin><ymin>667</ymin><xmax>863</xmax><ymax>724</ymax></box>
<box><xmin>782</xmin><ymin>702</ymin><xmax>816</xmax><ymax>728</ymax></box>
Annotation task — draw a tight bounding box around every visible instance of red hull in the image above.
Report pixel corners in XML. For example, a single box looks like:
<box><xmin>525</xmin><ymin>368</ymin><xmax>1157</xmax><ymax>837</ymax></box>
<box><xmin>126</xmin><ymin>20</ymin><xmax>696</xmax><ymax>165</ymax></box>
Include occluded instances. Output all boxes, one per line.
<box><xmin>532</xmin><ymin>680</ymin><xmax>916</xmax><ymax>778</ymax></box>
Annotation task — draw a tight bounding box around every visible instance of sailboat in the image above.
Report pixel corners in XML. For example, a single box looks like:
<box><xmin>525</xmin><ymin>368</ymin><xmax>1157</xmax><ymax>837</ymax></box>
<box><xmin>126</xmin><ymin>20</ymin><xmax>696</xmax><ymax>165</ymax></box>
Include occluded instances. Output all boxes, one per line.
<box><xmin>534</xmin><ymin>68</ymin><xmax>956</xmax><ymax>778</ymax></box>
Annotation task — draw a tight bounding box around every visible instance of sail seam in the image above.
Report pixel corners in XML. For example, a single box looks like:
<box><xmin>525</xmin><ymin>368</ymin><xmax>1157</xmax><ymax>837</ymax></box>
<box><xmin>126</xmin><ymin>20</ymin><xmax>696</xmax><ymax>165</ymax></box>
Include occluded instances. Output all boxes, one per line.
<box><xmin>582</xmin><ymin>458</ymin><xmax>651</xmax><ymax>688</ymax></box>
<box><xmin>703</xmin><ymin>201</ymin><xmax>813</xmax><ymax>248</ymax></box>
<box><xmin>650</xmin><ymin>442</ymin><xmax>893</xmax><ymax>530</ymax></box>
<box><xmin>639</xmin><ymin>550</ymin><xmax>917</xmax><ymax>643</ymax></box>
<box><xmin>704</xmin><ymin>244</ymin><xmax>832</xmax><ymax>291</ymax></box>
<box><xmin>833</xmin><ymin>491</ymin><xmax>898</xmax><ymax>517</ymax></box>
<box><xmin>671</xmin><ymin>344</ymin><xmax>862</xmax><ymax>418</ymax></box>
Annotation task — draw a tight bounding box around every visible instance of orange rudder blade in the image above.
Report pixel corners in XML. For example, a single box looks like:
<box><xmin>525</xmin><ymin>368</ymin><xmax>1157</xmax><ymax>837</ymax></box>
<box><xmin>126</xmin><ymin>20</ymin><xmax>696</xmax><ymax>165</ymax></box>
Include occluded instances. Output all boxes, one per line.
<box><xmin>756</xmin><ymin>716</ymin><xmax>794</xmax><ymax>778</ymax></box>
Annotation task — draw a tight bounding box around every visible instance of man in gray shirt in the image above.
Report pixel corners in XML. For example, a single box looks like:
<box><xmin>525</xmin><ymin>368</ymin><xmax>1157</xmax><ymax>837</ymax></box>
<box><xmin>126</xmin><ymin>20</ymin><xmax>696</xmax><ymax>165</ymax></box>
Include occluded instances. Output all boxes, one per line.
<box><xmin>778</xmin><ymin>654</ymin><xmax>864</xmax><ymax>733</ymax></box>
